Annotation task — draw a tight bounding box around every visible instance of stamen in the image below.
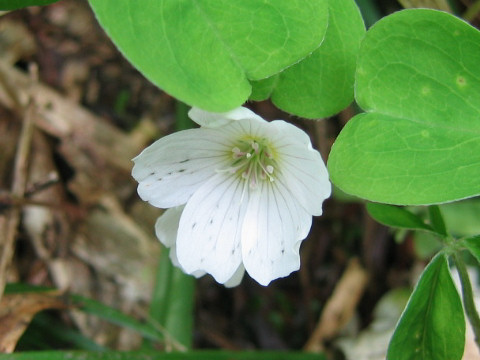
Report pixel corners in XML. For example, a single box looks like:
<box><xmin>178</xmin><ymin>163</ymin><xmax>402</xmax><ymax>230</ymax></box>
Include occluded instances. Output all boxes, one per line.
<box><xmin>221</xmin><ymin>137</ymin><xmax>277</xmax><ymax>189</ymax></box>
<box><xmin>232</xmin><ymin>147</ymin><xmax>243</xmax><ymax>158</ymax></box>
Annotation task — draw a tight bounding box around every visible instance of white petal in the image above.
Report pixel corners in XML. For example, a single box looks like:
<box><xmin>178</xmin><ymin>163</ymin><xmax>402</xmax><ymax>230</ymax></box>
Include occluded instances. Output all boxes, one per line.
<box><xmin>155</xmin><ymin>207</ymin><xmax>183</xmax><ymax>248</ymax></box>
<box><xmin>241</xmin><ymin>180</ymin><xmax>312</xmax><ymax>286</ymax></box>
<box><xmin>188</xmin><ymin>106</ymin><xmax>265</xmax><ymax>128</ymax></box>
<box><xmin>224</xmin><ymin>264</ymin><xmax>245</xmax><ymax>288</ymax></box>
<box><xmin>154</xmin><ymin>207</ymin><xmax>206</xmax><ymax>278</ymax></box>
<box><xmin>269</xmin><ymin>120</ymin><xmax>331</xmax><ymax>215</ymax></box>
<box><xmin>176</xmin><ymin>173</ymin><xmax>248</xmax><ymax>284</ymax></box>
<box><xmin>132</xmin><ymin>128</ymin><xmax>232</xmax><ymax>208</ymax></box>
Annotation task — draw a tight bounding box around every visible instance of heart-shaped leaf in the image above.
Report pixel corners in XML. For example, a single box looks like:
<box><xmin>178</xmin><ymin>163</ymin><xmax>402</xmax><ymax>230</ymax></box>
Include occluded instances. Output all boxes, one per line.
<box><xmin>328</xmin><ymin>9</ymin><xmax>480</xmax><ymax>205</ymax></box>
<box><xmin>250</xmin><ymin>0</ymin><xmax>365</xmax><ymax>118</ymax></box>
<box><xmin>89</xmin><ymin>0</ymin><xmax>328</xmax><ymax>112</ymax></box>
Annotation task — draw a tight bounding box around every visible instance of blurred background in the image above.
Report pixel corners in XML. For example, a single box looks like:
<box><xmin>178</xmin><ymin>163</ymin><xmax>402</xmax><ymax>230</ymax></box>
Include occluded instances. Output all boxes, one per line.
<box><xmin>0</xmin><ymin>0</ymin><xmax>479</xmax><ymax>358</ymax></box>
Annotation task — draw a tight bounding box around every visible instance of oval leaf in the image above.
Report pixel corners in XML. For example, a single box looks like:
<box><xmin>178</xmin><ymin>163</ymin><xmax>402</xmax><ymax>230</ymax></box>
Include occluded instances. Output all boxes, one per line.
<box><xmin>366</xmin><ymin>202</ymin><xmax>434</xmax><ymax>232</ymax></box>
<box><xmin>328</xmin><ymin>9</ymin><xmax>480</xmax><ymax>205</ymax></box>
<box><xmin>250</xmin><ymin>0</ymin><xmax>365</xmax><ymax>118</ymax></box>
<box><xmin>387</xmin><ymin>253</ymin><xmax>465</xmax><ymax>360</ymax></box>
<box><xmin>89</xmin><ymin>0</ymin><xmax>328</xmax><ymax>112</ymax></box>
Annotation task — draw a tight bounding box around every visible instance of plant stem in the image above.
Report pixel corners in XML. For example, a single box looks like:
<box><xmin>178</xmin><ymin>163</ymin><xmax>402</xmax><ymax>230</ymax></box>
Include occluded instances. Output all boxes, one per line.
<box><xmin>452</xmin><ymin>251</ymin><xmax>480</xmax><ymax>349</ymax></box>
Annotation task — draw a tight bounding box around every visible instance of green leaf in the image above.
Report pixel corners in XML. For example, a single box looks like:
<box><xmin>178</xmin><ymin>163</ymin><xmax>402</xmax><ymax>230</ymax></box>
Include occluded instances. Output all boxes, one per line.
<box><xmin>428</xmin><ymin>205</ymin><xmax>447</xmax><ymax>237</ymax></box>
<box><xmin>250</xmin><ymin>75</ymin><xmax>279</xmax><ymax>101</ymax></box>
<box><xmin>69</xmin><ymin>294</ymin><xmax>163</xmax><ymax>342</ymax></box>
<box><xmin>0</xmin><ymin>0</ymin><xmax>59</xmax><ymax>10</ymax></box>
<box><xmin>413</xmin><ymin>231</ymin><xmax>443</xmax><ymax>260</ymax></box>
<box><xmin>147</xmin><ymin>247</ymin><xmax>194</xmax><ymax>350</ymax></box>
<box><xmin>328</xmin><ymin>9</ymin><xmax>480</xmax><ymax>205</ymax></box>
<box><xmin>5</xmin><ymin>283</ymin><xmax>164</xmax><ymax>343</ymax></box>
<box><xmin>464</xmin><ymin>235</ymin><xmax>480</xmax><ymax>264</ymax></box>
<box><xmin>88</xmin><ymin>0</ymin><xmax>328</xmax><ymax>112</ymax></box>
<box><xmin>440</xmin><ymin>199</ymin><xmax>480</xmax><ymax>237</ymax></box>
<box><xmin>1</xmin><ymin>350</ymin><xmax>325</xmax><ymax>360</ymax></box>
<box><xmin>252</xmin><ymin>0</ymin><xmax>365</xmax><ymax>118</ymax></box>
<box><xmin>366</xmin><ymin>202</ymin><xmax>434</xmax><ymax>232</ymax></box>
<box><xmin>17</xmin><ymin>312</ymin><xmax>106</xmax><ymax>351</ymax></box>
<box><xmin>387</xmin><ymin>253</ymin><xmax>465</xmax><ymax>360</ymax></box>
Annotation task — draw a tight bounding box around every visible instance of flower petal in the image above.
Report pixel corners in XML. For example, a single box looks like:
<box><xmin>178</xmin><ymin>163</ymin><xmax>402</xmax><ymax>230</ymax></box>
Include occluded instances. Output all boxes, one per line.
<box><xmin>188</xmin><ymin>106</ymin><xmax>265</xmax><ymax>128</ymax></box>
<box><xmin>155</xmin><ymin>207</ymin><xmax>206</xmax><ymax>278</ymax></box>
<box><xmin>269</xmin><ymin>120</ymin><xmax>331</xmax><ymax>215</ymax></box>
<box><xmin>155</xmin><ymin>207</ymin><xmax>183</xmax><ymax>248</ymax></box>
<box><xmin>176</xmin><ymin>173</ymin><xmax>248</xmax><ymax>284</ymax></box>
<box><xmin>132</xmin><ymin>128</ymin><xmax>232</xmax><ymax>208</ymax></box>
<box><xmin>224</xmin><ymin>264</ymin><xmax>245</xmax><ymax>288</ymax></box>
<box><xmin>241</xmin><ymin>180</ymin><xmax>312</xmax><ymax>286</ymax></box>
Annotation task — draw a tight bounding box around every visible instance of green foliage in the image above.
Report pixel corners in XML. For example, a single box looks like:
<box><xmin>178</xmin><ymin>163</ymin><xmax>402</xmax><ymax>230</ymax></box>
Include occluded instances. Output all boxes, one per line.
<box><xmin>440</xmin><ymin>199</ymin><xmax>480</xmax><ymax>237</ymax></box>
<box><xmin>427</xmin><ymin>206</ymin><xmax>447</xmax><ymax>237</ymax></box>
<box><xmin>88</xmin><ymin>0</ymin><xmax>328</xmax><ymax>112</ymax></box>
<box><xmin>387</xmin><ymin>254</ymin><xmax>465</xmax><ymax>360</ymax></box>
<box><xmin>147</xmin><ymin>248</ymin><xmax>195</xmax><ymax>350</ymax></box>
<box><xmin>5</xmin><ymin>283</ymin><xmax>164</xmax><ymax>344</ymax></box>
<box><xmin>366</xmin><ymin>203</ymin><xmax>434</xmax><ymax>232</ymax></box>
<box><xmin>2</xmin><ymin>350</ymin><xmax>325</xmax><ymax>360</ymax></box>
<box><xmin>413</xmin><ymin>231</ymin><xmax>443</xmax><ymax>260</ymax></box>
<box><xmin>328</xmin><ymin>9</ymin><xmax>480</xmax><ymax>205</ymax></box>
<box><xmin>252</xmin><ymin>0</ymin><xmax>366</xmax><ymax>118</ymax></box>
<box><xmin>17</xmin><ymin>313</ymin><xmax>106</xmax><ymax>351</ymax></box>
<box><xmin>464</xmin><ymin>235</ymin><xmax>480</xmax><ymax>264</ymax></box>
<box><xmin>0</xmin><ymin>0</ymin><xmax>59</xmax><ymax>10</ymax></box>
<box><xmin>69</xmin><ymin>294</ymin><xmax>163</xmax><ymax>342</ymax></box>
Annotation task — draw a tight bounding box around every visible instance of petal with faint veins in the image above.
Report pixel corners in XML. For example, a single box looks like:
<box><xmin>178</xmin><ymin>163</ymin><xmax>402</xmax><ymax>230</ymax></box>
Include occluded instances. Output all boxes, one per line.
<box><xmin>132</xmin><ymin>128</ymin><xmax>232</xmax><ymax>208</ymax></box>
<box><xmin>133</xmin><ymin>106</ymin><xmax>332</xmax><ymax>287</ymax></box>
<box><xmin>241</xmin><ymin>180</ymin><xmax>311</xmax><ymax>286</ymax></box>
<box><xmin>188</xmin><ymin>106</ymin><xmax>264</xmax><ymax>128</ymax></box>
<box><xmin>176</xmin><ymin>173</ymin><xmax>248</xmax><ymax>284</ymax></box>
<box><xmin>270</xmin><ymin>120</ymin><xmax>331</xmax><ymax>215</ymax></box>
<box><xmin>154</xmin><ymin>206</ymin><xmax>206</xmax><ymax>278</ymax></box>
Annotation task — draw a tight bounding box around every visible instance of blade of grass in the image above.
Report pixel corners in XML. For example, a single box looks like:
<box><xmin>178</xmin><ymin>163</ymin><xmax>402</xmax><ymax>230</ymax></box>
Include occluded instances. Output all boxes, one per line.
<box><xmin>70</xmin><ymin>294</ymin><xmax>163</xmax><ymax>342</ymax></box>
<box><xmin>5</xmin><ymin>283</ymin><xmax>164</xmax><ymax>343</ymax></box>
<box><xmin>17</xmin><ymin>312</ymin><xmax>107</xmax><ymax>351</ymax></box>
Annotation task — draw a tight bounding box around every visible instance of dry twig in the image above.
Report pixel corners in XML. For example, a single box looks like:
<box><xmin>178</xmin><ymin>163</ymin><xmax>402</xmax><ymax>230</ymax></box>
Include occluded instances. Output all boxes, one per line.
<box><xmin>0</xmin><ymin>64</ymin><xmax>38</xmax><ymax>301</ymax></box>
<box><xmin>304</xmin><ymin>258</ymin><xmax>369</xmax><ymax>352</ymax></box>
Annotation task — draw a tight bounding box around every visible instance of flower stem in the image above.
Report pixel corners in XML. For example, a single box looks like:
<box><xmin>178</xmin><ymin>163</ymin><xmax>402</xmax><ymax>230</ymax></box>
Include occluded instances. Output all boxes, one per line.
<box><xmin>452</xmin><ymin>251</ymin><xmax>480</xmax><ymax>349</ymax></box>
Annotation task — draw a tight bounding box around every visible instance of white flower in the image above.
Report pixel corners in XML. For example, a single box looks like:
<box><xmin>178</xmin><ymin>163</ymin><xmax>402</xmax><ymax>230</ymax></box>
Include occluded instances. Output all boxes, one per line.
<box><xmin>132</xmin><ymin>106</ymin><xmax>331</xmax><ymax>286</ymax></box>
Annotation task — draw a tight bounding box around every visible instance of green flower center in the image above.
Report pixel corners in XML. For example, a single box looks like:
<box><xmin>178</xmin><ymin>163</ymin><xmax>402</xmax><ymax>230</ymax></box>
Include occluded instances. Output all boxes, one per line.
<box><xmin>228</xmin><ymin>138</ymin><xmax>277</xmax><ymax>189</ymax></box>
